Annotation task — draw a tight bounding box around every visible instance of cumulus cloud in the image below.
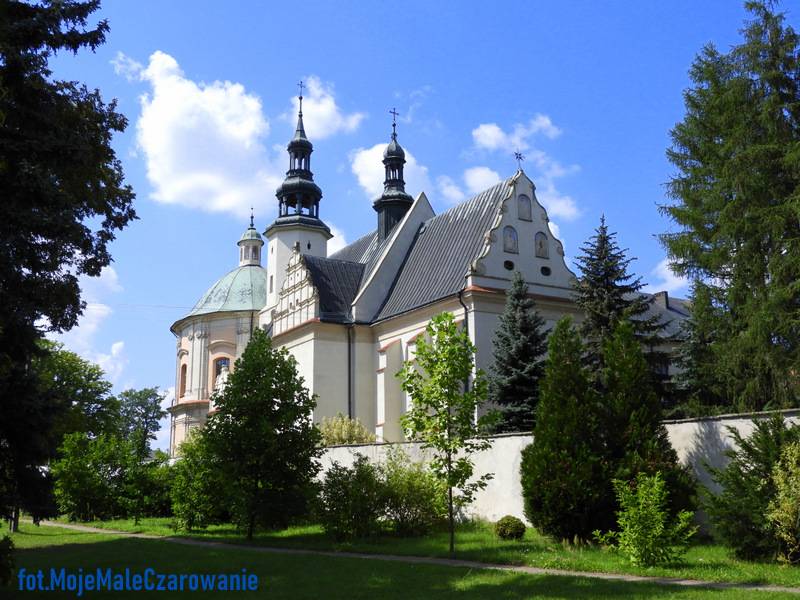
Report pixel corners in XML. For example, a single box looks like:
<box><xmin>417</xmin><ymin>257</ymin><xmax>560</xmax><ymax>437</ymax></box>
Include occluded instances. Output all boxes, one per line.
<box><xmin>153</xmin><ymin>386</ymin><xmax>175</xmax><ymax>452</ymax></box>
<box><xmin>436</xmin><ymin>175</ymin><xmax>466</xmax><ymax>204</ymax></box>
<box><xmin>53</xmin><ymin>267</ymin><xmax>129</xmax><ymax>385</ymax></box>
<box><xmin>472</xmin><ymin>115</ymin><xmax>561</xmax><ymax>151</ymax></box>
<box><xmin>464</xmin><ymin>166</ymin><xmax>501</xmax><ymax>195</ymax></box>
<box><xmin>350</xmin><ymin>143</ymin><xmax>432</xmax><ymax>200</ymax></box>
<box><xmin>328</xmin><ymin>224</ymin><xmax>348</xmax><ymax>255</ymax></box>
<box><xmin>645</xmin><ymin>258</ymin><xmax>690</xmax><ymax>295</ymax></box>
<box><xmin>115</xmin><ymin>51</ymin><xmax>284</xmax><ymax>219</ymax></box>
<box><xmin>470</xmin><ymin>115</ymin><xmax>580</xmax><ymax>221</ymax></box>
<box><xmin>286</xmin><ymin>76</ymin><xmax>365</xmax><ymax>139</ymax></box>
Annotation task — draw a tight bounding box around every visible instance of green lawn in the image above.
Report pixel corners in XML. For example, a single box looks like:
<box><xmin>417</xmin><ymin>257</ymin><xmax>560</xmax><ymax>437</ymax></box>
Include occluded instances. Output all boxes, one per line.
<box><xmin>65</xmin><ymin>518</ymin><xmax>800</xmax><ymax>589</ymax></box>
<box><xmin>2</xmin><ymin>523</ymin><xmax>797</xmax><ymax>599</ymax></box>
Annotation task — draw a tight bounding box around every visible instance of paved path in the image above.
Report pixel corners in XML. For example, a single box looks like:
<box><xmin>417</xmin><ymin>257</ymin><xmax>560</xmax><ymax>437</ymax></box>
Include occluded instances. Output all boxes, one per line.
<box><xmin>37</xmin><ymin>520</ymin><xmax>800</xmax><ymax>595</ymax></box>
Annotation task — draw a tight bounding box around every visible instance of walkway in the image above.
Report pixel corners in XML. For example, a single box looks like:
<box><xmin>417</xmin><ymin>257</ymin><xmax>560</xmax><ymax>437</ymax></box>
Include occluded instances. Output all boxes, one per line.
<box><xmin>38</xmin><ymin>520</ymin><xmax>800</xmax><ymax>595</ymax></box>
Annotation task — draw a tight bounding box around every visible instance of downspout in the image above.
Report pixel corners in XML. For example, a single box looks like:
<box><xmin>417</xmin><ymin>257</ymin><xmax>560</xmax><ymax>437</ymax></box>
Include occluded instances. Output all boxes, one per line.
<box><xmin>347</xmin><ymin>323</ymin><xmax>355</xmax><ymax>418</ymax></box>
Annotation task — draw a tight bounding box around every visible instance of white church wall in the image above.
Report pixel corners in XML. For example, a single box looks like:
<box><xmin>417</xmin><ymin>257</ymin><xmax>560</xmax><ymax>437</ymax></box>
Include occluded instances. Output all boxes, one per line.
<box><xmin>320</xmin><ymin>409</ymin><xmax>800</xmax><ymax>525</ymax></box>
<box><xmin>353</xmin><ymin>326</ymin><xmax>377</xmax><ymax>433</ymax></box>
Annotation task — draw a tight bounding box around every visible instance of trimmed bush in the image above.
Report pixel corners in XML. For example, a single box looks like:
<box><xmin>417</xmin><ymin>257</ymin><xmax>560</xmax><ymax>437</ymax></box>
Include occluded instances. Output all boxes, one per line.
<box><xmin>706</xmin><ymin>415</ymin><xmax>800</xmax><ymax>560</ymax></box>
<box><xmin>768</xmin><ymin>441</ymin><xmax>800</xmax><ymax>564</ymax></box>
<box><xmin>495</xmin><ymin>515</ymin><xmax>526</xmax><ymax>541</ymax></box>
<box><xmin>595</xmin><ymin>472</ymin><xmax>696</xmax><ymax>567</ymax></box>
<box><xmin>320</xmin><ymin>455</ymin><xmax>386</xmax><ymax>540</ymax></box>
<box><xmin>383</xmin><ymin>448</ymin><xmax>446</xmax><ymax>536</ymax></box>
<box><xmin>319</xmin><ymin>413</ymin><xmax>376</xmax><ymax>446</ymax></box>
<box><xmin>171</xmin><ymin>432</ymin><xmax>229</xmax><ymax>531</ymax></box>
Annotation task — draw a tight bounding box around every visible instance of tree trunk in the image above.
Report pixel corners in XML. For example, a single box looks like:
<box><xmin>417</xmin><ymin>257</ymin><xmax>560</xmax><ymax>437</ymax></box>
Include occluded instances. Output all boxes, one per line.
<box><xmin>247</xmin><ymin>513</ymin><xmax>255</xmax><ymax>541</ymax></box>
<box><xmin>11</xmin><ymin>506</ymin><xmax>20</xmax><ymax>532</ymax></box>
<box><xmin>448</xmin><ymin>486</ymin><xmax>454</xmax><ymax>559</ymax></box>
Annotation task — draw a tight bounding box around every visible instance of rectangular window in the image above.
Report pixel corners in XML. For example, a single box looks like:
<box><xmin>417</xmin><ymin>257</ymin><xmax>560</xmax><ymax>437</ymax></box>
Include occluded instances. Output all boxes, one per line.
<box><xmin>269</xmin><ymin>275</ymin><xmax>273</xmax><ymax>293</ymax></box>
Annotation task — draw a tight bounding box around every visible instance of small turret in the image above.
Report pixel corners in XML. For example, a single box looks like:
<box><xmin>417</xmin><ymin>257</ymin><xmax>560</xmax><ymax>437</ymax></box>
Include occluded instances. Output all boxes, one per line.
<box><xmin>238</xmin><ymin>209</ymin><xmax>264</xmax><ymax>266</ymax></box>
<box><xmin>374</xmin><ymin>108</ymin><xmax>413</xmax><ymax>242</ymax></box>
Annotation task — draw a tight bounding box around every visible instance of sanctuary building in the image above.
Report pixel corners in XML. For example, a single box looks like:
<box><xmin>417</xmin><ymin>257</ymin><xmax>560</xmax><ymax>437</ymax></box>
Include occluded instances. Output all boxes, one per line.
<box><xmin>168</xmin><ymin>99</ymin><xmax>688</xmax><ymax>456</ymax></box>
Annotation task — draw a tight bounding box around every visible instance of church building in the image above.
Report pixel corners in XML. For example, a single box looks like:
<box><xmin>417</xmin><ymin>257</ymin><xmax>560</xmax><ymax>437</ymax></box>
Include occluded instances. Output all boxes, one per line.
<box><xmin>168</xmin><ymin>95</ymin><xmax>689</xmax><ymax>456</ymax></box>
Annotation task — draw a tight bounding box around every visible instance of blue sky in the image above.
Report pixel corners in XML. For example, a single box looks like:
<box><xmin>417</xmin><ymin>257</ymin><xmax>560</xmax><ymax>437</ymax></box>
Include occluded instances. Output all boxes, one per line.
<box><xmin>48</xmin><ymin>1</ymin><xmax>797</xmax><ymax>449</ymax></box>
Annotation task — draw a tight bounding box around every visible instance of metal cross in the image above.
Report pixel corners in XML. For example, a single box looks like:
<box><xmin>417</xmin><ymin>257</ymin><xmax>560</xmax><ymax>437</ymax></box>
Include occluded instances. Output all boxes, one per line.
<box><xmin>514</xmin><ymin>150</ymin><xmax>525</xmax><ymax>170</ymax></box>
<box><xmin>297</xmin><ymin>80</ymin><xmax>305</xmax><ymax>98</ymax></box>
<box><xmin>390</xmin><ymin>107</ymin><xmax>399</xmax><ymax>136</ymax></box>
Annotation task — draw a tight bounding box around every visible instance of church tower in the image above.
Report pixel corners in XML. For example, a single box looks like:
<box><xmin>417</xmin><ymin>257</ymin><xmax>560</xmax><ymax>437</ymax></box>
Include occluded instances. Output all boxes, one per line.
<box><xmin>264</xmin><ymin>85</ymin><xmax>332</xmax><ymax>313</ymax></box>
<box><xmin>373</xmin><ymin>111</ymin><xmax>413</xmax><ymax>242</ymax></box>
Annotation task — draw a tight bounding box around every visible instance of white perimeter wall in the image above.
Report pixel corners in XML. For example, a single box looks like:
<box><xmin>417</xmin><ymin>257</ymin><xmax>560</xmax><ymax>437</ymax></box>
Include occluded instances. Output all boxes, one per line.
<box><xmin>321</xmin><ymin>409</ymin><xmax>800</xmax><ymax>524</ymax></box>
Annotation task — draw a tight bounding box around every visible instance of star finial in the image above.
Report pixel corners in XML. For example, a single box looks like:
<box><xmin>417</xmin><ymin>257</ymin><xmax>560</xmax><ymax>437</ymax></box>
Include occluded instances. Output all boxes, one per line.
<box><xmin>389</xmin><ymin>107</ymin><xmax>399</xmax><ymax>139</ymax></box>
<box><xmin>297</xmin><ymin>80</ymin><xmax>305</xmax><ymax>114</ymax></box>
<box><xmin>514</xmin><ymin>150</ymin><xmax>525</xmax><ymax>170</ymax></box>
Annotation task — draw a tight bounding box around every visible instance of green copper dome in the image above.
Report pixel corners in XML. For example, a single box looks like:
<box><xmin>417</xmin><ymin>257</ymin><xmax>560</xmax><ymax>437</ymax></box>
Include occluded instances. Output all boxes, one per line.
<box><xmin>186</xmin><ymin>265</ymin><xmax>267</xmax><ymax>318</ymax></box>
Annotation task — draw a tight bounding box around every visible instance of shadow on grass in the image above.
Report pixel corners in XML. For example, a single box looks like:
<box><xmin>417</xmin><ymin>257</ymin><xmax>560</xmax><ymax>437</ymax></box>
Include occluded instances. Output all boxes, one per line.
<box><xmin>3</xmin><ymin>536</ymin><xmax>776</xmax><ymax>600</ymax></box>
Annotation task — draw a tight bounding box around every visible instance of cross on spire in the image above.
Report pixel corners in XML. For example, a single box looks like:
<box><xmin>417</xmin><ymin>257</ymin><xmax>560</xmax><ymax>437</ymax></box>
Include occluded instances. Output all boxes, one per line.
<box><xmin>390</xmin><ymin>107</ymin><xmax>399</xmax><ymax>139</ymax></box>
<box><xmin>297</xmin><ymin>80</ymin><xmax>305</xmax><ymax>113</ymax></box>
<box><xmin>514</xmin><ymin>150</ymin><xmax>525</xmax><ymax>170</ymax></box>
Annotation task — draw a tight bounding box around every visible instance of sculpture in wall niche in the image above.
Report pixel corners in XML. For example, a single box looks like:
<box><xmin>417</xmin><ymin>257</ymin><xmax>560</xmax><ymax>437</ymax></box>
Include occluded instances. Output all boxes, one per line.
<box><xmin>214</xmin><ymin>364</ymin><xmax>230</xmax><ymax>393</ymax></box>
<box><xmin>518</xmin><ymin>194</ymin><xmax>532</xmax><ymax>221</ymax></box>
<box><xmin>535</xmin><ymin>231</ymin><xmax>549</xmax><ymax>259</ymax></box>
<box><xmin>503</xmin><ymin>226</ymin><xmax>519</xmax><ymax>253</ymax></box>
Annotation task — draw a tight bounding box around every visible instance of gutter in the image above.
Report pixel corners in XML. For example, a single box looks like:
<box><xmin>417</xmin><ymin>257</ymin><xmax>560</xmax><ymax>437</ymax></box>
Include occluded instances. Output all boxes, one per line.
<box><xmin>457</xmin><ymin>273</ymin><xmax>471</xmax><ymax>393</ymax></box>
<box><xmin>347</xmin><ymin>323</ymin><xmax>355</xmax><ymax>418</ymax></box>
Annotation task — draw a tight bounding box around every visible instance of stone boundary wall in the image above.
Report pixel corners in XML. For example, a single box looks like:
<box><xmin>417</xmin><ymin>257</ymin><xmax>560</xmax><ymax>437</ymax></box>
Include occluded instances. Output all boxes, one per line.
<box><xmin>321</xmin><ymin>408</ymin><xmax>800</xmax><ymax>523</ymax></box>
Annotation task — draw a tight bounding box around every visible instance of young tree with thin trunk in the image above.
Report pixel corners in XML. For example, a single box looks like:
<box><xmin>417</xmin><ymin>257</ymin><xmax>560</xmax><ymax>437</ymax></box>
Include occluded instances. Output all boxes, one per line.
<box><xmin>399</xmin><ymin>313</ymin><xmax>498</xmax><ymax>558</ymax></box>
<box><xmin>204</xmin><ymin>328</ymin><xmax>321</xmax><ymax>540</ymax></box>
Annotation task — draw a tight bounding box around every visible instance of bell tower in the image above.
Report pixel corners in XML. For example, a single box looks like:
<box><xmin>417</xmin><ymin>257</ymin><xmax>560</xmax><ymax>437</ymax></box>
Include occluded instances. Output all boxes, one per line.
<box><xmin>373</xmin><ymin>108</ymin><xmax>413</xmax><ymax>242</ymax></box>
<box><xmin>264</xmin><ymin>82</ymin><xmax>332</xmax><ymax>315</ymax></box>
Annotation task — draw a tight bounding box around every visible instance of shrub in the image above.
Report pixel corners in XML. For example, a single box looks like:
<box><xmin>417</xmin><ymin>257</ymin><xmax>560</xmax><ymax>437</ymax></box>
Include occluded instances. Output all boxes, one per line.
<box><xmin>171</xmin><ymin>432</ymin><xmax>229</xmax><ymax>531</ymax></box>
<box><xmin>706</xmin><ymin>415</ymin><xmax>800</xmax><ymax>560</ymax></box>
<box><xmin>495</xmin><ymin>515</ymin><xmax>526</xmax><ymax>541</ymax></box>
<box><xmin>383</xmin><ymin>448</ymin><xmax>446</xmax><ymax>536</ymax></box>
<box><xmin>320</xmin><ymin>455</ymin><xmax>386</xmax><ymax>540</ymax></box>
<box><xmin>768</xmin><ymin>441</ymin><xmax>800</xmax><ymax>564</ymax></box>
<box><xmin>596</xmin><ymin>472</ymin><xmax>696</xmax><ymax>567</ymax></box>
<box><xmin>0</xmin><ymin>535</ymin><xmax>13</xmax><ymax>587</ymax></box>
<box><xmin>319</xmin><ymin>413</ymin><xmax>376</xmax><ymax>446</ymax></box>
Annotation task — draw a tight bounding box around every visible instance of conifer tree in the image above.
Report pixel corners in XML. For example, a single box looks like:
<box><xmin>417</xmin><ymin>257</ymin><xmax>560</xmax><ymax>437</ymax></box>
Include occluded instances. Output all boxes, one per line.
<box><xmin>600</xmin><ymin>321</ymin><xmax>696</xmax><ymax>517</ymax></box>
<box><xmin>520</xmin><ymin>317</ymin><xmax>612</xmax><ymax>541</ymax></box>
<box><xmin>661</xmin><ymin>1</ymin><xmax>800</xmax><ymax>411</ymax></box>
<box><xmin>489</xmin><ymin>271</ymin><xmax>548</xmax><ymax>433</ymax></box>
<box><xmin>574</xmin><ymin>216</ymin><xmax>662</xmax><ymax>370</ymax></box>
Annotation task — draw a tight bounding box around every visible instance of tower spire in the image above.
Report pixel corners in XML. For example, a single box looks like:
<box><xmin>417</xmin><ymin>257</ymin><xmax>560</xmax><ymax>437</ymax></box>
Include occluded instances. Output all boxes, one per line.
<box><xmin>374</xmin><ymin>110</ymin><xmax>413</xmax><ymax>242</ymax></box>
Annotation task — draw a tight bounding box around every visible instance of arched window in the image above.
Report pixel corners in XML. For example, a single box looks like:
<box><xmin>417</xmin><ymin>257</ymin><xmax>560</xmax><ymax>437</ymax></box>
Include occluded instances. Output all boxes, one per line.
<box><xmin>535</xmin><ymin>231</ymin><xmax>549</xmax><ymax>259</ymax></box>
<box><xmin>503</xmin><ymin>226</ymin><xmax>519</xmax><ymax>254</ymax></box>
<box><xmin>179</xmin><ymin>364</ymin><xmax>187</xmax><ymax>398</ymax></box>
<box><xmin>214</xmin><ymin>357</ymin><xmax>230</xmax><ymax>378</ymax></box>
<box><xmin>518</xmin><ymin>194</ymin><xmax>532</xmax><ymax>221</ymax></box>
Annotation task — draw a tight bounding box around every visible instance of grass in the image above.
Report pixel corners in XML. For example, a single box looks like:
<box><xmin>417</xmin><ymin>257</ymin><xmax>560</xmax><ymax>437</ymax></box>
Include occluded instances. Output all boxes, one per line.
<box><xmin>2</xmin><ymin>522</ymin><xmax>797</xmax><ymax>599</ymax></box>
<box><xmin>63</xmin><ymin>518</ymin><xmax>800</xmax><ymax>588</ymax></box>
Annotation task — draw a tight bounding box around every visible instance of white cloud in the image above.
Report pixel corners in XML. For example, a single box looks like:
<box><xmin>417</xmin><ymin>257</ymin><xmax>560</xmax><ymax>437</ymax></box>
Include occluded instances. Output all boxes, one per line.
<box><xmin>52</xmin><ymin>267</ymin><xmax>129</xmax><ymax>385</ymax></box>
<box><xmin>328</xmin><ymin>224</ymin><xmax>348</xmax><ymax>255</ymax></box>
<box><xmin>470</xmin><ymin>115</ymin><xmax>580</xmax><ymax>221</ymax></box>
<box><xmin>153</xmin><ymin>387</ymin><xmax>175</xmax><ymax>453</ymax></box>
<box><xmin>120</xmin><ymin>51</ymin><xmax>283</xmax><ymax>219</ymax></box>
<box><xmin>436</xmin><ymin>175</ymin><xmax>466</xmax><ymax>204</ymax></box>
<box><xmin>472</xmin><ymin>115</ymin><xmax>561</xmax><ymax>152</ymax></box>
<box><xmin>350</xmin><ymin>143</ymin><xmax>432</xmax><ymax>200</ymax></box>
<box><xmin>645</xmin><ymin>258</ymin><xmax>690</xmax><ymax>295</ymax></box>
<box><xmin>286</xmin><ymin>75</ymin><xmax>365</xmax><ymax>139</ymax></box>
<box><xmin>464</xmin><ymin>166</ymin><xmax>501</xmax><ymax>195</ymax></box>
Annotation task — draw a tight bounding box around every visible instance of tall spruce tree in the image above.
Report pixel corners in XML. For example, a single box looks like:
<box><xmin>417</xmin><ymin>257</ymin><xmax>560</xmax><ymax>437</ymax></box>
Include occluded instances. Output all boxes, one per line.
<box><xmin>489</xmin><ymin>271</ymin><xmax>548</xmax><ymax>433</ymax></box>
<box><xmin>661</xmin><ymin>1</ymin><xmax>800</xmax><ymax>410</ymax></box>
<box><xmin>520</xmin><ymin>317</ymin><xmax>612</xmax><ymax>541</ymax></box>
<box><xmin>574</xmin><ymin>216</ymin><xmax>662</xmax><ymax>371</ymax></box>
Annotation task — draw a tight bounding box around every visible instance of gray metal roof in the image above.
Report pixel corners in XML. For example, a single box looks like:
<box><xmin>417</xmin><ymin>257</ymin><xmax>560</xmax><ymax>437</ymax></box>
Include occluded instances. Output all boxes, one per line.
<box><xmin>303</xmin><ymin>255</ymin><xmax>365</xmax><ymax>322</ymax></box>
<box><xmin>374</xmin><ymin>178</ymin><xmax>512</xmax><ymax>322</ymax></box>
<box><xmin>328</xmin><ymin>230</ymin><xmax>379</xmax><ymax>264</ymax></box>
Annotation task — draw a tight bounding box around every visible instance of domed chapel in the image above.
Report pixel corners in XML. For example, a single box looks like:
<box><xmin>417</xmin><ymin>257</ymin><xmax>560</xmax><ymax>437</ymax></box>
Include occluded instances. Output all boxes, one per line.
<box><xmin>167</xmin><ymin>94</ymin><xmax>689</xmax><ymax>455</ymax></box>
